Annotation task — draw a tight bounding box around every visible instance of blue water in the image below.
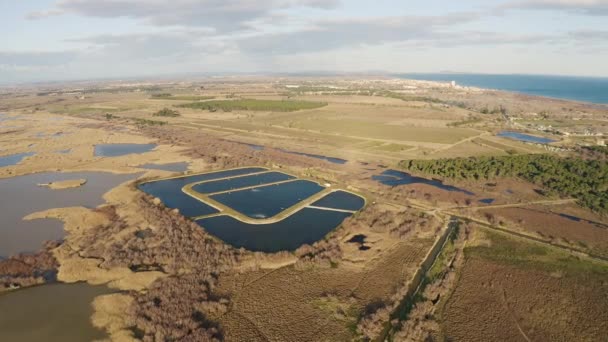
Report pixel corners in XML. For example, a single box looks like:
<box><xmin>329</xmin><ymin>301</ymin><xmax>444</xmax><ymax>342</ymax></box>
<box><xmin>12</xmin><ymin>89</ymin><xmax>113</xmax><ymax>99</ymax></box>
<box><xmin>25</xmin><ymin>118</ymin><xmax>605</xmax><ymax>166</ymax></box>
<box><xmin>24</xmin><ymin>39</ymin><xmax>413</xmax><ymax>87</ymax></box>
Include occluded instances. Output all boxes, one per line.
<box><xmin>192</xmin><ymin>171</ymin><xmax>294</xmax><ymax>194</ymax></box>
<box><xmin>497</xmin><ymin>131</ymin><xmax>556</xmax><ymax>144</ymax></box>
<box><xmin>278</xmin><ymin>149</ymin><xmax>347</xmax><ymax>164</ymax></box>
<box><xmin>311</xmin><ymin>191</ymin><xmax>365</xmax><ymax>211</ymax></box>
<box><xmin>398</xmin><ymin>73</ymin><xmax>608</xmax><ymax>105</ymax></box>
<box><xmin>94</xmin><ymin>143</ymin><xmax>157</xmax><ymax>157</ymax></box>
<box><xmin>372</xmin><ymin>169</ymin><xmax>474</xmax><ymax>195</ymax></box>
<box><xmin>0</xmin><ymin>152</ymin><xmax>36</xmax><ymax>167</ymax></box>
<box><xmin>138</xmin><ymin>162</ymin><xmax>189</xmax><ymax>172</ymax></box>
<box><xmin>137</xmin><ymin>167</ymin><xmax>267</xmax><ymax>217</ymax></box>
<box><xmin>479</xmin><ymin>198</ymin><xmax>495</xmax><ymax>204</ymax></box>
<box><xmin>210</xmin><ymin>180</ymin><xmax>324</xmax><ymax>219</ymax></box>
<box><xmin>558</xmin><ymin>213</ymin><xmax>581</xmax><ymax>222</ymax></box>
<box><xmin>196</xmin><ymin>208</ymin><xmax>352</xmax><ymax>252</ymax></box>
<box><xmin>226</xmin><ymin>140</ymin><xmax>265</xmax><ymax>151</ymax></box>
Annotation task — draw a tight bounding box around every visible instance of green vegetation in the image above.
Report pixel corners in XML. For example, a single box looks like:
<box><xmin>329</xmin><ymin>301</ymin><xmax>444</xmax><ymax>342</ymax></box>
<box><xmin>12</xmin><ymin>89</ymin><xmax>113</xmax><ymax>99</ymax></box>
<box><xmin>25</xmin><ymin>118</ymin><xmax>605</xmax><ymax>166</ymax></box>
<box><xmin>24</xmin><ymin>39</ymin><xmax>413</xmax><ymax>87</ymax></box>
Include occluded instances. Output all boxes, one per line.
<box><xmin>447</xmin><ymin>116</ymin><xmax>482</xmax><ymax>127</ymax></box>
<box><xmin>178</xmin><ymin>99</ymin><xmax>327</xmax><ymax>112</ymax></box>
<box><xmin>153</xmin><ymin>108</ymin><xmax>180</xmax><ymax>117</ymax></box>
<box><xmin>479</xmin><ymin>105</ymin><xmax>507</xmax><ymax>115</ymax></box>
<box><xmin>400</xmin><ymin>154</ymin><xmax>608</xmax><ymax>214</ymax></box>
<box><xmin>468</xmin><ymin>229</ymin><xmax>608</xmax><ymax>276</ymax></box>
<box><xmin>133</xmin><ymin>118</ymin><xmax>167</xmax><ymax>126</ymax></box>
<box><xmin>151</xmin><ymin>94</ymin><xmax>215</xmax><ymax>101</ymax></box>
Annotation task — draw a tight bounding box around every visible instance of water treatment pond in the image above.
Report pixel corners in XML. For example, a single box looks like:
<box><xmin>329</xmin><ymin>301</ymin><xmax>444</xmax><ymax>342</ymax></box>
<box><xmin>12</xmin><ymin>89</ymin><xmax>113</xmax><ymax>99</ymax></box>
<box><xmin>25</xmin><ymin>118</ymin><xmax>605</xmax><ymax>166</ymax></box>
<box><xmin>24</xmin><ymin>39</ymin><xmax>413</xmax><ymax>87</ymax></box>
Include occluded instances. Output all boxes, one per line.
<box><xmin>210</xmin><ymin>180</ymin><xmax>324</xmax><ymax>219</ymax></box>
<box><xmin>497</xmin><ymin>131</ymin><xmax>556</xmax><ymax>144</ymax></box>
<box><xmin>196</xmin><ymin>208</ymin><xmax>353</xmax><ymax>252</ymax></box>
<box><xmin>0</xmin><ymin>283</ymin><xmax>111</xmax><ymax>341</ymax></box>
<box><xmin>373</xmin><ymin>169</ymin><xmax>474</xmax><ymax>195</ymax></box>
<box><xmin>192</xmin><ymin>171</ymin><xmax>295</xmax><ymax>194</ymax></box>
<box><xmin>138</xmin><ymin>167</ymin><xmax>366</xmax><ymax>252</ymax></box>
<box><xmin>138</xmin><ymin>167</ymin><xmax>267</xmax><ymax>217</ymax></box>
<box><xmin>0</xmin><ymin>171</ymin><xmax>139</xmax><ymax>257</ymax></box>
<box><xmin>94</xmin><ymin>143</ymin><xmax>157</xmax><ymax>157</ymax></box>
<box><xmin>0</xmin><ymin>152</ymin><xmax>36</xmax><ymax>167</ymax></box>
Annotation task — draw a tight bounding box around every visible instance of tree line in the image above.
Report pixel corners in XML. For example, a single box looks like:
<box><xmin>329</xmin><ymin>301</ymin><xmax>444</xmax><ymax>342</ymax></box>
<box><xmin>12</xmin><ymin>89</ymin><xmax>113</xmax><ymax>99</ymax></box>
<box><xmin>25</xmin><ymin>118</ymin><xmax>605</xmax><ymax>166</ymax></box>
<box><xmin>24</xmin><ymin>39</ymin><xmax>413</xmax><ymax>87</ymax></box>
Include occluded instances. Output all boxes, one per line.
<box><xmin>400</xmin><ymin>154</ymin><xmax>608</xmax><ymax>214</ymax></box>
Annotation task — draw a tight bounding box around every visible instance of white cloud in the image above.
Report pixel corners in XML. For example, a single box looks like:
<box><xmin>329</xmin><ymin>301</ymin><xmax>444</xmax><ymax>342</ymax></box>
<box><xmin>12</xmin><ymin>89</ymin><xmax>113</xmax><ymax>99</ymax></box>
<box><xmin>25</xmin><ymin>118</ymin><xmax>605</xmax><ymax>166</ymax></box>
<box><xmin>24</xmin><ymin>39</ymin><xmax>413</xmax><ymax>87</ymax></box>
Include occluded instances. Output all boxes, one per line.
<box><xmin>499</xmin><ymin>0</ymin><xmax>608</xmax><ymax>15</ymax></box>
<box><xmin>28</xmin><ymin>0</ymin><xmax>341</xmax><ymax>31</ymax></box>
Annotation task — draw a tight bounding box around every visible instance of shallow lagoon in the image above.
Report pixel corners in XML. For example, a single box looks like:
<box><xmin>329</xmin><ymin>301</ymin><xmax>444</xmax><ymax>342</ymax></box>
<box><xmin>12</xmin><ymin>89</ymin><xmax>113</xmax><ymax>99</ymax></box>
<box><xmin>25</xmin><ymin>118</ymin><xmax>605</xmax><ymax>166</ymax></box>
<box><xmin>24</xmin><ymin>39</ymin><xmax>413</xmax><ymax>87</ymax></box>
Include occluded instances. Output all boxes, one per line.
<box><xmin>278</xmin><ymin>148</ymin><xmax>347</xmax><ymax>164</ymax></box>
<box><xmin>497</xmin><ymin>131</ymin><xmax>556</xmax><ymax>144</ymax></box>
<box><xmin>197</xmin><ymin>207</ymin><xmax>352</xmax><ymax>252</ymax></box>
<box><xmin>94</xmin><ymin>143</ymin><xmax>157</xmax><ymax>157</ymax></box>
<box><xmin>138</xmin><ymin>162</ymin><xmax>189</xmax><ymax>172</ymax></box>
<box><xmin>0</xmin><ymin>171</ymin><xmax>139</xmax><ymax>257</ymax></box>
<box><xmin>192</xmin><ymin>171</ymin><xmax>294</xmax><ymax>194</ymax></box>
<box><xmin>210</xmin><ymin>180</ymin><xmax>324</xmax><ymax>219</ymax></box>
<box><xmin>373</xmin><ymin>169</ymin><xmax>474</xmax><ymax>195</ymax></box>
<box><xmin>0</xmin><ymin>152</ymin><xmax>36</xmax><ymax>168</ymax></box>
<box><xmin>0</xmin><ymin>283</ymin><xmax>111</xmax><ymax>341</ymax></box>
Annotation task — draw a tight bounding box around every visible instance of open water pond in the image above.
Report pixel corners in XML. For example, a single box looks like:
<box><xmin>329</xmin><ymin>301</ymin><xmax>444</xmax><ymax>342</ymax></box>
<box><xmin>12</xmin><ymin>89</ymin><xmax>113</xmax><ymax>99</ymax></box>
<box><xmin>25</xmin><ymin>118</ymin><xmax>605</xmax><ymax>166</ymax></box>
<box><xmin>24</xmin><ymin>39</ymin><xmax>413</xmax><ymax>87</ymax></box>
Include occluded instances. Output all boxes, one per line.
<box><xmin>210</xmin><ymin>180</ymin><xmax>324</xmax><ymax>219</ymax></box>
<box><xmin>138</xmin><ymin>167</ymin><xmax>267</xmax><ymax>217</ymax></box>
<box><xmin>497</xmin><ymin>131</ymin><xmax>556</xmax><ymax>144</ymax></box>
<box><xmin>94</xmin><ymin>143</ymin><xmax>157</xmax><ymax>157</ymax></box>
<box><xmin>0</xmin><ymin>171</ymin><xmax>139</xmax><ymax>257</ymax></box>
<box><xmin>138</xmin><ymin>162</ymin><xmax>189</xmax><ymax>172</ymax></box>
<box><xmin>373</xmin><ymin>169</ymin><xmax>474</xmax><ymax>195</ymax></box>
<box><xmin>0</xmin><ymin>283</ymin><xmax>111</xmax><ymax>341</ymax></box>
<box><xmin>311</xmin><ymin>190</ymin><xmax>366</xmax><ymax>211</ymax></box>
<box><xmin>192</xmin><ymin>171</ymin><xmax>294</xmax><ymax>194</ymax></box>
<box><xmin>196</xmin><ymin>207</ymin><xmax>352</xmax><ymax>252</ymax></box>
<box><xmin>278</xmin><ymin>148</ymin><xmax>347</xmax><ymax>164</ymax></box>
<box><xmin>0</xmin><ymin>152</ymin><xmax>36</xmax><ymax>168</ymax></box>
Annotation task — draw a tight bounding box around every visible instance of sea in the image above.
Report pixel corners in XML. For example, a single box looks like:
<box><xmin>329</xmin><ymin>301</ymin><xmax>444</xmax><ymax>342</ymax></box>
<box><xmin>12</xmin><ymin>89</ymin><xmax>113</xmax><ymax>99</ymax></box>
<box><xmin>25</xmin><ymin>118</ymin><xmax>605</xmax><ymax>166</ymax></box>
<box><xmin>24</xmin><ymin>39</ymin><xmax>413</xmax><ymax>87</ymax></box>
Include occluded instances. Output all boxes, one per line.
<box><xmin>397</xmin><ymin>73</ymin><xmax>608</xmax><ymax>105</ymax></box>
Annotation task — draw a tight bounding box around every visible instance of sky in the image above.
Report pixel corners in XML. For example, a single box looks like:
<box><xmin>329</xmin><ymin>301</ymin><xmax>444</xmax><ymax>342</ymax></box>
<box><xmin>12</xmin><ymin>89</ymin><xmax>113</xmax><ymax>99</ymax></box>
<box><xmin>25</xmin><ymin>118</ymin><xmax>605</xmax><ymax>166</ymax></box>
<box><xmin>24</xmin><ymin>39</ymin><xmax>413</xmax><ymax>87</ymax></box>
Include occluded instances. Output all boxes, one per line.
<box><xmin>1</xmin><ymin>0</ymin><xmax>608</xmax><ymax>83</ymax></box>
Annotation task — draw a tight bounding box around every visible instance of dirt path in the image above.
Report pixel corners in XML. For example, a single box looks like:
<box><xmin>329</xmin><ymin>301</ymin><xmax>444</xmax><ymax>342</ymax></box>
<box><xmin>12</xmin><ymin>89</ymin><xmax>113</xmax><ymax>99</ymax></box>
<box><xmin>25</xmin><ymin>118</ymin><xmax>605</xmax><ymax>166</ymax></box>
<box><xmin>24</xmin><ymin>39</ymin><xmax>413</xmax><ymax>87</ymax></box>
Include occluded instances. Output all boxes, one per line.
<box><xmin>447</xmin><ymin>198</ymin><xmax>577</xmax><ymax>210</ymax></box>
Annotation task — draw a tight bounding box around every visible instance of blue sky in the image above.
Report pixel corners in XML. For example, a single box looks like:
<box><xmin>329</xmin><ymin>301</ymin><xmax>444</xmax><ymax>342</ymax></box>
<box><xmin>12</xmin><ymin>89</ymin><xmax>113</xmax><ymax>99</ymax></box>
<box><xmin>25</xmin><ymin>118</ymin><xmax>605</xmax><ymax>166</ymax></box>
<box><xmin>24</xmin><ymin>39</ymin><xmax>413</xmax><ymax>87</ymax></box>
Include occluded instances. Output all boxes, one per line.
<box><xmin>2</xmin><ymin>0</ymin><xmax>608</xmax><ymax>83</ymax></box>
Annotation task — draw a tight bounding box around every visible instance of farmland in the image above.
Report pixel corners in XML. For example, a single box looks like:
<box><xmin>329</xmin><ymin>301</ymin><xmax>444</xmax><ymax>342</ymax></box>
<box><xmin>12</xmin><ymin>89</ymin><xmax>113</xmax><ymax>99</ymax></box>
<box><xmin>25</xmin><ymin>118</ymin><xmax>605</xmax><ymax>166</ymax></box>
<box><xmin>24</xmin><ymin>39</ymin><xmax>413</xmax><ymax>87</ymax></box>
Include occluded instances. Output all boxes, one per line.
<box><xmin>0</xmin><ymin>76</ymin><xmax>607</xmax><ymax>341</ymax></box>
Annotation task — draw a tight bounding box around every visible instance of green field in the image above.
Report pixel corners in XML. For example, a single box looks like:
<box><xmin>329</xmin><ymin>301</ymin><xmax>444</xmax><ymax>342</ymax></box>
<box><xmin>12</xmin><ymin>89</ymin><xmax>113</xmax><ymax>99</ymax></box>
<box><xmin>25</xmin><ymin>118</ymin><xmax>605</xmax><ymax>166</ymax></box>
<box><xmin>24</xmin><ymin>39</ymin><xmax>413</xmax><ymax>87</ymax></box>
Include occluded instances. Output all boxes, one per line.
<box><xmin>179</xmin><ymin>99</ymin><xmax>327</xmax><ymax>112</ymax></box>
<box><xmin>282</xmin><ymin>117</ymin><xmax>478</xmax><ymax>144</ymax></box>
<box><xmin>151</xmin><ymin>95</ymin><xmax>215</xmax><ymax>101</ymax></box>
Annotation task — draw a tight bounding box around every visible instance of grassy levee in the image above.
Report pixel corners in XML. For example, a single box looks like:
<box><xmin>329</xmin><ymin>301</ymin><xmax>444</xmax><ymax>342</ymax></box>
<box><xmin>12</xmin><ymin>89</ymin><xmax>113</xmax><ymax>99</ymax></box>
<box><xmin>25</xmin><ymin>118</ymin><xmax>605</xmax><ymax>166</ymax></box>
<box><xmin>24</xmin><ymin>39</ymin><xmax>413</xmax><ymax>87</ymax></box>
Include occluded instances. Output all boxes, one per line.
<box><xmin>178</xmin><ymin>99</ymin><xmax>327</xmax><ymax>112</ymax></box>
<box><xmin>377</xmin><ymin>217</ymin><xmax>460</xmax><ymax>341</ymax></box>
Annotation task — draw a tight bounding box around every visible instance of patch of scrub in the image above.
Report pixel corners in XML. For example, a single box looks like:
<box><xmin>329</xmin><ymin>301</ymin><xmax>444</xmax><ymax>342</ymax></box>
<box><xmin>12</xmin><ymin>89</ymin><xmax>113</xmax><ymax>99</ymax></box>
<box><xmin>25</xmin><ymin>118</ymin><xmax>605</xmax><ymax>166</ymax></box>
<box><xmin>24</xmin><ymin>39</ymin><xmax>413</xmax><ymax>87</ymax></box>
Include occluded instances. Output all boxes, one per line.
<box><xmin>310</xmin><ymin>191</ymin><xmax>365</xmax><ymax>211</ymax></box>
<box><xmin>497</xmin><ymin>131</ymin><xmax>556</xmax><ymax>144</ymax></box>
<box><xmin>192</xmin><ymin>171</ymin><xmax>295</xmax><ymax>194</ymax></box>
<box><xmin>0</xmin><ymin>283</ymin><xmax>112</xmax><ymax>342</ymax></box>
<box><xmin>138</xmin><ymin>162</ymin><xmax>189</xmax><ymax>172</ymax></box>
<box><xmin>94</xmin><ymin>143</ymin><xmax>157</xmax><ymax>157</ymax></box>
<box><xmin>138</xmin><ymin>167</ymin><xmax>267</xmax><ymax>217</ymax></box>
<box><xmin>0</xmin><ymin>172</ymin><xmax>140</xmax><ymax>257</ymax></box>
<box><xmin>56</xmin><ymin>149</ymin><xmax>71</xmax><ymax>154</ymax></box>
<box><xmin>196</xmin><ymin>208</ymin><xmax>352</xmax><ymax>252</ymax></box>
<box><xmin>209</xmin><ymin>180</ymin><xmax>324</xmax><ymax>219</ymax></box>
<box><xmin>0</xmin><ymin>152</ymin><xmax>36</xmax><ymax>168</ymax></box>
<box><xmin>372</xmin><ymin>169</ymin><xmax>474</xmax><ymax>195</ymax></box>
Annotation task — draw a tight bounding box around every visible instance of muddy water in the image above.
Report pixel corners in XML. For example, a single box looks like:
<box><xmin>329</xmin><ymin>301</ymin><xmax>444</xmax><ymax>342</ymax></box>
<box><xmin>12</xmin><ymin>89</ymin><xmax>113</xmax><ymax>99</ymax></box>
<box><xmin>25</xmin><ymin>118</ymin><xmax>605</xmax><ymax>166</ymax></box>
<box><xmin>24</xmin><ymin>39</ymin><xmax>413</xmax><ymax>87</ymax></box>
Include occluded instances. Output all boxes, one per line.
<box><xmin>94</xmin><ymin>143</ymin><xmax>157</xmax><ymax>157</ymax></box>
<box><xmin>0</xmin><ymin>283</ymin><xmax>112</xmax><ymax>341</ymax></box>
<box><xmin>0</xmin><ymin>171</ymin><xmax>139</xmax><ymax>257</ymax></box>
<box><xmin>138</xmin><ymin>162</ymin><xmax>189</xmax><ymax>172</ymax></box>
